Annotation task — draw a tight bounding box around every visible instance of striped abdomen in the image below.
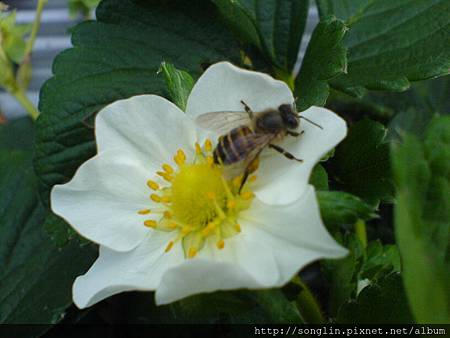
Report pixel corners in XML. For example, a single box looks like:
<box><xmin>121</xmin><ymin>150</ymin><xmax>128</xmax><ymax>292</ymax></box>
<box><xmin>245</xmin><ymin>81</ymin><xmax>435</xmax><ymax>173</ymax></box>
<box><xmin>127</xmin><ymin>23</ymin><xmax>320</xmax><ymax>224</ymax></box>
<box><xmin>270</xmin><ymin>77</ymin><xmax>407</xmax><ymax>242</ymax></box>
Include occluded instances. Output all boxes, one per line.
<box><xmin>213</xmin><ymin>126</ymin><xmax>254</xmax><ymax>165</ymax></box>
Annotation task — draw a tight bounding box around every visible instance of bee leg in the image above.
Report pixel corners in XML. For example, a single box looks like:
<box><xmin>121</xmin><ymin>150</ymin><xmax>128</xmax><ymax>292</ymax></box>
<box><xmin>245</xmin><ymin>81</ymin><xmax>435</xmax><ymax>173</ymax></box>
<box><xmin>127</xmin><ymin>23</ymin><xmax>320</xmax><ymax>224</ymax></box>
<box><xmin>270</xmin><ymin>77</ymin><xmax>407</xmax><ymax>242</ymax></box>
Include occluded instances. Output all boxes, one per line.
<box><xmin>238</xmin><ymin>168</ymin><xmax>251</xmax><ymax>194</ymax></box>
<box><xmin>269</xmin><ymin>144</ymin><xmax>303</xmax><ymax>162</ymax></box>
<box><xmin>240</xmin><ymin>100</ymin><xmax>254</xmax><ymax>119</ymax></box>
<box><xmin>287</xmin><ymin>130</ymin><xmax>304</xmax><ymax>137</ymax></box>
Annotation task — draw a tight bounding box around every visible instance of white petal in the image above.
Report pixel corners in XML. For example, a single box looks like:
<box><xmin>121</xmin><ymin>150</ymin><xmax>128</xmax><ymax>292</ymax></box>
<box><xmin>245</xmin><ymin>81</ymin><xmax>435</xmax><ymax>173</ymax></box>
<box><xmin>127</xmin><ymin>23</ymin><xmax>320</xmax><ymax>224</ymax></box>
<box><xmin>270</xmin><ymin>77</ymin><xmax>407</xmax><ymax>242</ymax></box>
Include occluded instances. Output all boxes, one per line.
<box><xmin>51</xmin><ymin>150</ymin><xmax>158</xmax><ymax>252</ymax></box>
<box><xmin>240</xmin><ymin>185</ymin><xmax>348</xmax><ymax>284</ymax></box>
<box><xmin>96</xmin><ymin>94</ymin><xmax>197</xmax><ymax>165</ymax></box>
<box><xmin>254</xmin><ymin>106</ymin><xmax>347</xmax><ymax>205</ymax></box>
<box><xmin>155</xmin><ymin>185</ymin><xmax>347</xmax><ymax>304</ymax></box>
<box><xmin>186</xmin><ymin>62</ymin><xmax>294</xmax><ymax>119</ymax></box>
<box><xmin>73</xmin><ymin>231</ymin><xmax>183</xmax><ymax>308</ymax></box>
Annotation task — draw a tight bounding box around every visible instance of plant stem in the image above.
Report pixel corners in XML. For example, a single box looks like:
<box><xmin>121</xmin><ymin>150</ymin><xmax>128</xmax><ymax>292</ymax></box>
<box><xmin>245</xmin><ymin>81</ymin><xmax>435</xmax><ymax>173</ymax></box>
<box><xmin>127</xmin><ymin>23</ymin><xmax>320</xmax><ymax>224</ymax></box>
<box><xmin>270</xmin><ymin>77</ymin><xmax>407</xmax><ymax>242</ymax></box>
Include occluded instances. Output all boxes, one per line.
<box><xmin>355</xmin><ymin>219</ymin><xmax>368</xmax><ymax>249</ymax></box>
<box><xmin>24</xmin><ymin>0</ymin><xmax>48</xmax><ymax>56</ymax></box>
<box><xmin>292</xmin><ymin>276</ymin><xmax>325</xmax><ymax>323</ymax></box>
<box><xmin>10</xmin><ymin>87</ymin><xmax>39</xmax><ymax>120</ymax></box>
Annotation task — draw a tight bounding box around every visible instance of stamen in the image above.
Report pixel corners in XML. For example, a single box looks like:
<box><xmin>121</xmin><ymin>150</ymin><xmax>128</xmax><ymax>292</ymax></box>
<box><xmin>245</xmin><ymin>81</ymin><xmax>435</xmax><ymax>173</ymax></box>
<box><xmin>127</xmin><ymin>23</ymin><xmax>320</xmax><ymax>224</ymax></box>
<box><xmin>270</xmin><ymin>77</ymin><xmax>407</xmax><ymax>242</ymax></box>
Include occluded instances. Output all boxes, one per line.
<box><xmin>157</xmin><ymin>171</ymin><xmax>173</xmax><ymax>182</ymax></box>
<box><xmin>165</xmin><ymin>241</ymin><xmax>174</xmax><ymax>252</ymax></box>
<box><xmin>195</xmin><ymin>142</ymin><xmax>202</xmax><ymax>155</ymax></box>
<box><xmin>227</xmin><ymin>199</ymin><xmax>236</xmax><ymax>209</ymax></box>
<box><xmin>139</xmin><ymin>141</ymin><xmax>256</xmax><ymax>259</ymax></box>
<box><xmin>232</xmin><ymin>176</ymin><xmax>242</xmax><ymax>188</ymax></box>
<box><xmin>168</xmin><ymin>222</ymin><xmax>178</xmax><ymax>229</ymax></box>
<box><xmin>241</xmin><ymin>191</ymin><xmax>254</xmax><ymax>200</ymax></box>
<box><xmin>161</xmin><ymin>196</ymin><xmax>171</xmax><ymax>203</ymax></box>
<box><xmin>174</xmin><ymin>149</ymin><xmax>186</xmax><ymax>166</ymax></box>
<box><xmin>206</xmin><ymin>156</ymin><xmax>214</xmax><ymax>165</ymax></box>
<box><xmin>162</xmin><ymin>164</ymin><xmax>174</xmax><ymax>174</ymax></box>
<box><xmin>144</xmin><ymin>220</ymin><xmax>157</xmax><ymax>228</ymax></box>
<box><xmin>181</xmin><ymin>225</ymin><xmax>191</xmax><ymax>235</ymax></box>
<box><xmin>188</xmin><ymin>248</ymin><xmax>197</xmax><ymax>258</ymax></box>
<box><xmin>201</xmin><ymin>222</ymin><xmax>215</xmax><ymax>237</ymax></box>
<box><xmin>204</xmin><ymin>139</ymin><xmax>213</xmax><ymax>152</ymax></box>
<box><xmin>217</xmin><ymin>239</ymin><xmax>225</xmax><ymax>249</ymax></box>
<box><xmin>147</xmin><ymin>180</ymin><xmax>159</xmax><ymax>190</ymax></box>
<box><xmin>150</xmin><ymin>194</ymin><xmax>162</xmax><ymax>203</ymax></box>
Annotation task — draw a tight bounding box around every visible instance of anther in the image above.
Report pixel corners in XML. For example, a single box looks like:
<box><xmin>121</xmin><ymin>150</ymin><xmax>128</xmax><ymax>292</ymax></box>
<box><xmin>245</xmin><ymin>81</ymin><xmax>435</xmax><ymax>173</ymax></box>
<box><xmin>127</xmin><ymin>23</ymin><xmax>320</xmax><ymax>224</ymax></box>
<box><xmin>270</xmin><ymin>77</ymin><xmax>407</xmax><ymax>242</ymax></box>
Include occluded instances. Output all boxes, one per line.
<box><xmin>137</xmin><ymin>209</ymin><xmax>151</xmax><ymax>215</ymax></box>
<box><xmin>206</xmin><ymin>156</ymin><xmax>214</xmax><ymax>165</ymax></box>
<box><xmin>162</xmin><ymin>164</ymin><xmax>174</xmax><ymax>174</ymax></box>
<box><xmin>144</xmin><ymin>220</ymin><xmax>157</xmax><ymax>228</ymax></box>
<box><xmin>147</xmin><ymin>180</ymin><xmax>159</xmax><ymax>190</ymax></box>
<box><xmin>157</xmin><ymin>171</ymin><xmax>173</xmax><ymax>182</ymax></box>
<box><xmin>174</xmin><ymin>149</ymin><xmax>186</xmax><ymax>166</ymax></box>
<box><xmin>181</xmin><ymin>226</ymin><xmax>191</xmax><ymax>235</ymax></box>
<box><xmin>161</xmin><ymin>196</ymin><xmax>171</xmax><ymax>203</ymax></box>
<box><xmin>168</xmin><ymin>222</ymin><xmax>178</xmax><ymax>229</ymax></box>
<box><xmin>241</xmin><ymin>191</ymin><xmax>254</xmax><ymax>200</ymax></box>
<box><xmin>163</xmin><ymin>210</ymin><xmax>172</xmax><ymax>219</ymax></box>
<box><xmin>201</xmin><ymin>222</ymin><xmax>216</xmax><ymax>237</ymax></box>
<box><xmin>217</xmin><ymin>240</ymin><xmax>225</xmax><ymax>249</ymax></box>
<box><xmin>188</xmin><ymin>248</ymin><xmax>197</xmax><ymax>258</ymax></box>
<box><xmin>234</xmin><ymin>223</ymin><xmax>241</xmax><ymax>233</ymax></box>
<box><xmin>232</xmin><ymin>176</ymin><xmax>242</xmax><ymax>188</ymax></box>
<box><xmin>165</xmin><ymin>241</ymin><xmax>174</xmax><ymax>252</ymax></box>
<box><xmin>227</xmin><ymin>199</ymin><xmax>236</xmax><ymax>209</ymax></box>
<box><xmin>204</xmin><ymin>139</ymin><xmax>213</xmax><ymax>152</ymax></box>
<box><xmin>150</xmin><ymin>194</ymin><xmax>162</xmax><ymax>203</ymax></box>
<box><xmin>195</xmin><ymin>142</ymin><xmax>202</xmax><ymax>155</ymax></box>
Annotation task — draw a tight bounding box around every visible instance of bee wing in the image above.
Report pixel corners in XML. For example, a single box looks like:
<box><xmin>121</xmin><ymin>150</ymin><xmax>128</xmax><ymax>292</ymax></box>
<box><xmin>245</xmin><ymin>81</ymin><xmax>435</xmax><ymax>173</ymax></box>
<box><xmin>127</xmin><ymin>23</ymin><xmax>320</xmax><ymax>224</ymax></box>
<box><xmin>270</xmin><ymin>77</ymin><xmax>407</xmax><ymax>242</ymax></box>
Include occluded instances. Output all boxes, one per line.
<box><xmin>221</xmin><ymin>133</ymin><xmax>275</xmax><ymax>180</ymax></box>
<box><xmin>196</xmin><ymin>111</ymin><xmax>252</xmax><ymax>134</ymax></box>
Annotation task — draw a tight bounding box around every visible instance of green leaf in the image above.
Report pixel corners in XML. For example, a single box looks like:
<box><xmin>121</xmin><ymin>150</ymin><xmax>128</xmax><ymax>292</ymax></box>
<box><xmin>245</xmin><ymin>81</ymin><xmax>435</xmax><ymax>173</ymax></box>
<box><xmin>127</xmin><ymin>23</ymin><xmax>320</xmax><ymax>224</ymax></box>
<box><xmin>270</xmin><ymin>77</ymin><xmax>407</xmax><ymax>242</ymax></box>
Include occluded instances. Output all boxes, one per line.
<box><xmin>337</xmin><ymin>273</ymin><xmax>414</xmax><ymax>324</ymax></box>
<box><xmin>322</xmin><ymin>233</ymin><xmax>363</xmax><ymax>316</ymax></box>
<box><xmin>34</xmin><ymin>0</ymin><xmax>240</xmax><ymax>206</ymax></box>
<box><xmin>159</xmin><ymin>62</ymin><xmax>194</xmax><ymax>111</ymax></box>
<box><xmin>309</xmin><ymin>164</ymin><xmax>328</xmax><ymax>190</ymax></box>
<box><xmin>359</xmin><ymin>241</ymin><xmax>400</xmax><ymax>281</ymax></box>
<box><xmin>295</xmin><ymin>17</ymin><xmax>347</xmax><ymax>111</ymax></box>
<box><xmin>0</xmin><ymin>117</ymin><xmax>34</xmax><ymax>150</ymax></box>
<box><xmin>331</xmin><ymin>119</ymin><xmax>394</xmax><ymax>204</ymax></box>
<box><xmin>120</xmin><ymin>289</ymin><xmax>302</xmax><ymax>324</ymax></box>
<box><xmin>317</xmin><ymin>0</ymin><xmax>450</xmax><ymax>95</ymax></box>
<box><xmin>317</xmin><ymin>191</ymin><xmax>377</xmax><ymax>226</ymax></box>
<box><xmin>323</xmin><ymin>233</ymin><xmax>401</xmax><ymax>318</ymax></box>
<box><xmin>0</xmin><ymin>150</ymin><xmax>96</xmax><ymax>328</ymax></box>
<box><xmin>391</xmin><ymin>116</ymin><xmax>450</xmax><ymax>323</ymax></box>
<box><xmin>213</xmin><ymin>0</ymin><xmax>309</xmax><ymax>73</ymax></box>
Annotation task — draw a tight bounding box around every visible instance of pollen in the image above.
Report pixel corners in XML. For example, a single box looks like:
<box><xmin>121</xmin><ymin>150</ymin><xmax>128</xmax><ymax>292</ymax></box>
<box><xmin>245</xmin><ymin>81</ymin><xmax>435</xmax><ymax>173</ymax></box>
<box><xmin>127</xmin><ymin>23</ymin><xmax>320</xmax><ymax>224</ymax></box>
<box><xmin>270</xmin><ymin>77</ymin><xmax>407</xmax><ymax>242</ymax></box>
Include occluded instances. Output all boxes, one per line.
<box><xmin>139</xmin><ymin>142</ymin><xmax>256</xmax><ymax>259</ymax></box>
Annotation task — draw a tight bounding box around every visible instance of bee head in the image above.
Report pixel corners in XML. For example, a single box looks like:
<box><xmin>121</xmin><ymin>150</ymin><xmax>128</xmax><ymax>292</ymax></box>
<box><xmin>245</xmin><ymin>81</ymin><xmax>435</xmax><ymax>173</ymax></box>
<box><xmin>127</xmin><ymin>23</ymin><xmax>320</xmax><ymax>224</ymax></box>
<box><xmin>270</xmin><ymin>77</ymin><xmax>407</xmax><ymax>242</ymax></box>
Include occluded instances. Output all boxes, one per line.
<box><xmin>279</xmin><ymin>104</ymin><xmax>299</xmax><ymax>129</ymax></box>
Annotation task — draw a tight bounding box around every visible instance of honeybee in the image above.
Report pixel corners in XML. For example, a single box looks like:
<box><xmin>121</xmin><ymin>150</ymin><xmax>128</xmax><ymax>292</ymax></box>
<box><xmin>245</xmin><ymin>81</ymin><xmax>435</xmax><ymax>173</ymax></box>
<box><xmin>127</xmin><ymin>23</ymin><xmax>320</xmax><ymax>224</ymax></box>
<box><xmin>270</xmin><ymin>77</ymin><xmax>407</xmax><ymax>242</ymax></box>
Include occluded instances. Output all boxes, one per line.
<box><xmin>196</xmin><ymin>100</ymin><xmax>322</xmax><ymax>191</ymax></box>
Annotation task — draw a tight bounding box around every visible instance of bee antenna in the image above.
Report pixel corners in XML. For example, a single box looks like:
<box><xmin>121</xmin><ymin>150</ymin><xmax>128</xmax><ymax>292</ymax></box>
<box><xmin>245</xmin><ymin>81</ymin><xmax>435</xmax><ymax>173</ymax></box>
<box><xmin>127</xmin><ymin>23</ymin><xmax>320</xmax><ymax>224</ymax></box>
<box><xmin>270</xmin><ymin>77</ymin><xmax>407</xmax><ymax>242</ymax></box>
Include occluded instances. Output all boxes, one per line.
<box><xmin>298</xmin><ymin>115</ymin><xmax>323</xmax><ymax>129</ymax></box>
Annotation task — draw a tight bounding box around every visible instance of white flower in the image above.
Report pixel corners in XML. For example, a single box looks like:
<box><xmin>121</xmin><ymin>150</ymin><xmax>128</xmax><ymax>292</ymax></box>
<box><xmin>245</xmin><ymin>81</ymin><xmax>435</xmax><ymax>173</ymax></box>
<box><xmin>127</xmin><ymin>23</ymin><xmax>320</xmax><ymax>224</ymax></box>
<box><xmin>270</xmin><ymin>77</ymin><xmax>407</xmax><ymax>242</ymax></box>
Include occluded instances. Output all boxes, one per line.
<box><xmin>51</xmin><ymin>62</ymin><xmax>348</xmax><ymax>308</ymax></box>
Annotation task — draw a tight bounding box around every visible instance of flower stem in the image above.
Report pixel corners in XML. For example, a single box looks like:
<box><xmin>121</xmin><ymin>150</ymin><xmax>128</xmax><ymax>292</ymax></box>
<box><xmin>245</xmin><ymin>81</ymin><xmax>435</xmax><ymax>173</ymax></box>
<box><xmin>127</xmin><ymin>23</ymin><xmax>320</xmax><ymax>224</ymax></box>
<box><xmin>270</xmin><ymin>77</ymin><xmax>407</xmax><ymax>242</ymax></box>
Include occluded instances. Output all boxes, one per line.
<box><xmin>24</xmin><ymin>0</ymin><xmax>48</xmax><ymax>56</ymax></box>
<box><xmin>9</xmin><ymin>87</ymin><xmax>39</xmax><ymax>120</ymax></box>
<box><xmin>291</xmin><ymin>276</ymin><xmax>325</xmax><ymax>323</ymax></box>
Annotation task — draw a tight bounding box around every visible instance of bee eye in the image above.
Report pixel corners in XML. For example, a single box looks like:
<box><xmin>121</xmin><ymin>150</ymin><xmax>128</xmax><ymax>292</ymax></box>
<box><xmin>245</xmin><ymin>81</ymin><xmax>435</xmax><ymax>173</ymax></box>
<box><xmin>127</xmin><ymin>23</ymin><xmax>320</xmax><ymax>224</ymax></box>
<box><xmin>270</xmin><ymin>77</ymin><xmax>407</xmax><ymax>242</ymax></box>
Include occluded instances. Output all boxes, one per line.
<box><xmin>279</xmin><ymin>104</ymin><xmax>298</xmax><ymax>129</ymax></box>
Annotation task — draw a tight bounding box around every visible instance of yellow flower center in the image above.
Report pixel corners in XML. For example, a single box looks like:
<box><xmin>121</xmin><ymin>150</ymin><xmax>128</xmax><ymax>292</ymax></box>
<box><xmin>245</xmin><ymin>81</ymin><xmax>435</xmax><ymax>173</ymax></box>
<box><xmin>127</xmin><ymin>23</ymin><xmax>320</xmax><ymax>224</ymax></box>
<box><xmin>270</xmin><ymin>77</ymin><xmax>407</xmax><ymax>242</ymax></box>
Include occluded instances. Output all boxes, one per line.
<box><xmin>137</xmin><ymin>140</ymin><xmax>255</xmax><ymax>259</ymax></box>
